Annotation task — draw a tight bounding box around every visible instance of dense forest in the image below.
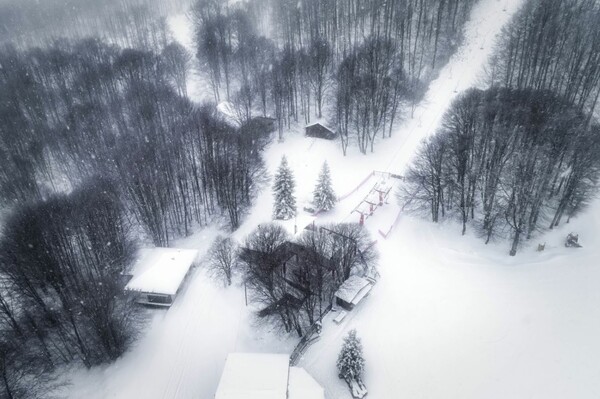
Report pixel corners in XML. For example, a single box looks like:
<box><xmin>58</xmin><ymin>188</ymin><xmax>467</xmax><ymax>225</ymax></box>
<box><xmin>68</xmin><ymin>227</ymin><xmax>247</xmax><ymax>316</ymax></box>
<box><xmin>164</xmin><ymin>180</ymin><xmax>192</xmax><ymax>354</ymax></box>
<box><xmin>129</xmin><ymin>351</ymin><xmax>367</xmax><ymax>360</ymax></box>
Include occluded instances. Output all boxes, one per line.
<box><xmin>401</xmin><ymin>0</ymin><xmax>600</xmax><ymax>254</ymax></box>
<box><xmin>0</xmin><ymin>3</ymin><xmax>258</xmax><ymax>396</ymax></box>
<box><xmin>0</xmin><ymin>39</ymin><xmax>263</xmax><ymax>240</ymax></box>
<box><xmin>192</xmin><ymin>0</ymin><xmax>477</xmax><ymax>153</ymax></box>
<box><xmin>0</xmin><ymin>35</ymin><xmax>267</xmax><ymax>397</ymax></box>
<box><xmin>0</xmin><ymin>179</ymin><xmax>137</xmax><ymax>392</ymax></box>
<box><xmin>488</xmin><ymin>0</ymin><xmax>600</xmax><ymax>117</ymax></box>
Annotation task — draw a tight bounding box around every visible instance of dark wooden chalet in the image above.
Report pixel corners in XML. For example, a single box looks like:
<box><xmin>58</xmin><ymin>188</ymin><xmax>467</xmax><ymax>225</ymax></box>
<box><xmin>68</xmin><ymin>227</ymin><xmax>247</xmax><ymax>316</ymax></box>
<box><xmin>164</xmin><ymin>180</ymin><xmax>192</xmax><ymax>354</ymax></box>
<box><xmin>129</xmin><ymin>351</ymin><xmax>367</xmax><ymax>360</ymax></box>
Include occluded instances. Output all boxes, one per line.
<box><xmin>305</xmin><ymin>123</ymin><xmax>336</xmax><ymax>140</ymax></box>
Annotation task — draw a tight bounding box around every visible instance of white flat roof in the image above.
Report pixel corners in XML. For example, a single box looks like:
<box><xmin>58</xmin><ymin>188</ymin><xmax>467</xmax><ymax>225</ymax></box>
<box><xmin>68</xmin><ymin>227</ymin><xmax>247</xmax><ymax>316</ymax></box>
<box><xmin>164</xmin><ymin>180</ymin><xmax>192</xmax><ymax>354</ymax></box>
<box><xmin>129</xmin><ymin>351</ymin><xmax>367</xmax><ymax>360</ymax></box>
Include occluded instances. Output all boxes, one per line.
<box><xmin>288</xmin><ymin>366</ymin><xmax>324</xmax><ymax>399</ymax></box>
<box><xmin>335</xmin><ymin>275</ymin><xmax>372</xmax><ymax>304</ymax></box>
<box><xmin>215</xmin><ymin>353</ymin><xmax>290</xmax><ymax>399</ymax></box>
<box><xmin>125</xmin><ymin>248</ymin><xmax>198</xmax><ymax>296</ymax></box>
<box><xmin>351</xmin><ymin>284</ymin><xmax>373</xmax><ymax>306</ymax></box>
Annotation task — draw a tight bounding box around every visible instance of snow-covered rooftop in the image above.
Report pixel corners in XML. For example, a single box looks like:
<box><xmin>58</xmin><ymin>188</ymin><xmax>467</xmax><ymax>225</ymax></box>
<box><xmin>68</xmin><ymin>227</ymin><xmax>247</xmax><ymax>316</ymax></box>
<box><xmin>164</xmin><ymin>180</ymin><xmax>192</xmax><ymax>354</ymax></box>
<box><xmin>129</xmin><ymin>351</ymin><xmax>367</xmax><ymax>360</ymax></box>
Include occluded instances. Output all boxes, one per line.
<box><xmin>335</xmin><ymin>275</ymin><xmax>372</xmax><ymax>305</ymax></box>
<box><xmin>288</xmin><ymin>366</ymin><xmax>324</xmax><ymax>399</ymax></box>
<box><xmin>125</xmin><ymin>247</ymin><xmax>198</xmax><ymax>295</ymax></box>
<box><xmin>214</xmin><ymin>353</ymin><xmax>290</xmax><ymax>399</ymax></box>
<box><xmin>305</xmin><ymin>121</ymin><xmax>335</xmax><ymax>132</ymax></box>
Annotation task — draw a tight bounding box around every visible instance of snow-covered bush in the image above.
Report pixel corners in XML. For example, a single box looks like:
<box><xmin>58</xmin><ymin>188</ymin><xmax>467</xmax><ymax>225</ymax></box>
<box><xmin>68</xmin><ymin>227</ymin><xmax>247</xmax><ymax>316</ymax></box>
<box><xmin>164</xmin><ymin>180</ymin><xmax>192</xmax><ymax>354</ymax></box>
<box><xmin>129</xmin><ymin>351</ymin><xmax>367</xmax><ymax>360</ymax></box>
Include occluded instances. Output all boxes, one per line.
<box><xmin>337</xmin><ymin>329</ymin><xmax>365</xmax><ymax>381</ymax></box>
<box><xmin>313</xmin><ymin>161</ymin><xmax>336</xmax><ymax>212</ymax></box>
<box><xmin>273</xmin><ymin>156</ymin><xmax>297</xmax><ymax>220</ymax></box>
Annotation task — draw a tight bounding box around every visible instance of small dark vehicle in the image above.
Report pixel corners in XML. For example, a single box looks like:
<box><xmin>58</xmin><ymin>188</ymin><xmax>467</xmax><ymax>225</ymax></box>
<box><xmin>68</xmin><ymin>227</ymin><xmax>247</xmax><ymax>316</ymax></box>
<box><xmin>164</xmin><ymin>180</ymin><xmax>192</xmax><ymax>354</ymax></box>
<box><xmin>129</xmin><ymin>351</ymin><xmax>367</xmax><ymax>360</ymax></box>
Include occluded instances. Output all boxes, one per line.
<box><xmin>565</xmin><ymin>233</ymin><xmax>582</xmax><ymax>248</ymax></box>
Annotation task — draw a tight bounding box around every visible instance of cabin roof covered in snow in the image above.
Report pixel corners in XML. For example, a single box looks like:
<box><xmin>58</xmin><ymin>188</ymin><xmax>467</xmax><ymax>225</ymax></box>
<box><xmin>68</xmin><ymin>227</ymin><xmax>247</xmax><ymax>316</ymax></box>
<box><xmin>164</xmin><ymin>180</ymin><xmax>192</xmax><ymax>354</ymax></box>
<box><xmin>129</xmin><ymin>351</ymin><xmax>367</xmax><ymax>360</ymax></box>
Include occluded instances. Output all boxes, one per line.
<box><xmin>125</xmin><ymin>247</ymin><xmax>198</xmax><ymax>295</ymax></box>
<box><xmin>288</xmin><ymin>366</ymin><xmax>325</xmax><ymax>399</ymax></box>
<box><xmin>335</xmin><ymin>275</ymin><xmax>372</xmax><ymax>305</ymax></box>
<box><xmin>214</xmin><ymin>353</ymin><xmax>290</xmax><ymax>399</ymax></box>
<box><xmin>305</xmin><ymin>122</ymin><xmax>336</xmax><ymax>139</ymax></box>
<box><xmin>305</xmin><ymin>121</ymin><xmax>335</xmax><ymax>132</ymax></box>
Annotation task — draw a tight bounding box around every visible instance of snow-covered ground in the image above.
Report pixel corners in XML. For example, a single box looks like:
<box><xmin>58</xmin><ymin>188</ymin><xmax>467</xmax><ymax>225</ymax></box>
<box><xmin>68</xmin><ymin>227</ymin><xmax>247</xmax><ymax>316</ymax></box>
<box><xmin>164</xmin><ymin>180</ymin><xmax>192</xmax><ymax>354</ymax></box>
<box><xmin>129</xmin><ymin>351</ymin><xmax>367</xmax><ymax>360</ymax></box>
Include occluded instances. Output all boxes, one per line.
<box><xmin>66</xmin><ymin>0</ymin><xmax>600</xmax><ymax>397</ymax></box>
<box><xmin>299</xmin><ymin>198</ymin><xmax>600</xmax><ymax>399</ymax></box>
<box><xmin>65</xmin><ymin>226</ymin><xmax>296</xmax><ymax>399</ymax></box>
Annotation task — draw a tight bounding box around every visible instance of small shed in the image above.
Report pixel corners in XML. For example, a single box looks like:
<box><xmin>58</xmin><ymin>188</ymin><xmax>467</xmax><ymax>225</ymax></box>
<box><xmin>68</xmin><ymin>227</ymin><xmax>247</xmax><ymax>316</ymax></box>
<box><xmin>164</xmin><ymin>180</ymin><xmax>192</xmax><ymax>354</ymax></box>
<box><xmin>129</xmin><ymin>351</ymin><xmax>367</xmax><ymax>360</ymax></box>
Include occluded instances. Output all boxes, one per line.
<box><xmin>125</xmin><ymin>247</ymin><xmax>198</xmax><ymax>306</ymax></box>
<box><xmin>305</xmin><ymin>123</ymin><xmax>336</xmax><ymax>140</ymax></box>
<box><xmin>334</xmin><ymin>275</ymin><xmax>373</xmax><ymax>310</ymax></box>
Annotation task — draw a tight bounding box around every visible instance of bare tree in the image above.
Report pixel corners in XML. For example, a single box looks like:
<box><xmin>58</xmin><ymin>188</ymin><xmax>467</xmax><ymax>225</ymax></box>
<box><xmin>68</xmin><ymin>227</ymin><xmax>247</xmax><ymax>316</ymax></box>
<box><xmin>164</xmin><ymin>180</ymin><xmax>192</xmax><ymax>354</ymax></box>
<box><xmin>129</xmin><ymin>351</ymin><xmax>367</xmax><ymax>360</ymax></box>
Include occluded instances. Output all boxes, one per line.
<box><xmin>161</xmin><ymin>42</ymin><xmax>192</xmax><ymax>98</ymax></box>
<box><xmin>207</xmin><ymin>236</ymin><xmax>237</xmax><ymax>286</ymax></box>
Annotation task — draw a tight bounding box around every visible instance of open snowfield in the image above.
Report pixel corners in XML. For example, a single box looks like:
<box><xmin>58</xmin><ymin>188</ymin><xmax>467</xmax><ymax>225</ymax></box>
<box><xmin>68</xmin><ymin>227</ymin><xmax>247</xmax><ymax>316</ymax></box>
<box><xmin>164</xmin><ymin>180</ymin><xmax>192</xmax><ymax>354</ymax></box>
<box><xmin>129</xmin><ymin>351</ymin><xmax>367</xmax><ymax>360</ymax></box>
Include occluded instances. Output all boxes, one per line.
<box><xmin>65</xmin><ymin>0</ymin><xmax>600</xmax><ymax>398</ymax></box>
<box><xmin>298</xmin><ymin>198</ymin><xmax>600</xmax><ymax>398</ymax></box>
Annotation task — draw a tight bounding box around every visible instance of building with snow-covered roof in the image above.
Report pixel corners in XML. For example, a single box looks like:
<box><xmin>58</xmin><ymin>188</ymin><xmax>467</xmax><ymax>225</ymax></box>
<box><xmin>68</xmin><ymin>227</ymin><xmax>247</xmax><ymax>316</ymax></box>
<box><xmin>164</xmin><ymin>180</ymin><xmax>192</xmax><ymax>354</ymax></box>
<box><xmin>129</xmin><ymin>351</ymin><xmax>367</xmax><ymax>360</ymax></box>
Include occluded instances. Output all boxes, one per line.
<box><xmin>334</xmin><ymin>275</ymin><xmax>373</xmax><ymax>310</ymax></box>
<box><xmin>305</xmin><ymin>122</ymin><xmax>336</xmax><ymax>140</ymax></box>
<box><xmin>214</xmin><ymin>353</ymin><xmax>324</xmax><ymax>399</ymax></box>
<box><xmin>241</xmin><ymin>240</ymin><xmax>337</xmax><ymax>318</ymax></box>
<box><xmin>125</xmin><ymin>247</ymin><xmax>198</xmax><ymax>306</ymax></box>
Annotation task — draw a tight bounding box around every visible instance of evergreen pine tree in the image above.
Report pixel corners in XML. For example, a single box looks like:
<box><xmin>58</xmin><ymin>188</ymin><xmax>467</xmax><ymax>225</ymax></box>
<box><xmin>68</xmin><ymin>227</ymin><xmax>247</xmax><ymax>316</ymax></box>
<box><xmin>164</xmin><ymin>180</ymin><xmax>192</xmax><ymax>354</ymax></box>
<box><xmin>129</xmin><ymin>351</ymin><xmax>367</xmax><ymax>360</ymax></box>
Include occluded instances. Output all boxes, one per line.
<box><xmin>313</xmin><ymin>161</ymin><xmax>336</xmax><ymax>211</ymax></box>
<box><xmin>273</xmin><ymin>156</ymin><xmax>297</xmax><ymax>220</ymax></box>
<box><xmin>337</xmin><ymin>329</ymin><xmax>365</xmax><ymax>381</ymax></box>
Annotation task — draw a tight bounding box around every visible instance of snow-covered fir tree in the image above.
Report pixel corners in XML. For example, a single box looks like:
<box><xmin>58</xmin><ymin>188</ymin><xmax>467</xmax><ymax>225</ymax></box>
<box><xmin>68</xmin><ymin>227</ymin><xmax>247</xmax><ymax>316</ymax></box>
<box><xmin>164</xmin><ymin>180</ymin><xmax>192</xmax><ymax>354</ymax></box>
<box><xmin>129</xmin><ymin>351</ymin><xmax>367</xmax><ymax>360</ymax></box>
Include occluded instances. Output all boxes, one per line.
<box><xmin>337</xmin><ymin>329</ymin><xmax>365</xmax><ymax>381</ymax></box>
<box><xmin>273</xmin><ymin>156</ymin><xmax>297</xmax><ymax>220</ymax></box>
<box><xmin>313</xmin><ymin>161</ymin><xmax>336</xmax><ymax>211</ymax></box>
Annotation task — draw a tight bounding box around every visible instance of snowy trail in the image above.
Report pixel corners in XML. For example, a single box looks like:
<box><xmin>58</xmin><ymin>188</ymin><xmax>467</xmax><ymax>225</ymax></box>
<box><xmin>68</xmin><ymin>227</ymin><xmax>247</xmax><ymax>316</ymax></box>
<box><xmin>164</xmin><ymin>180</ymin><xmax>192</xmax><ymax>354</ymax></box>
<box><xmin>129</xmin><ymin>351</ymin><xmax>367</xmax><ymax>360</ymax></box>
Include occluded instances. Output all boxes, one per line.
<box><xmin>383</xmin><ymin>0</ymin><xmax>519</xmax><ymax>175</ymax></box>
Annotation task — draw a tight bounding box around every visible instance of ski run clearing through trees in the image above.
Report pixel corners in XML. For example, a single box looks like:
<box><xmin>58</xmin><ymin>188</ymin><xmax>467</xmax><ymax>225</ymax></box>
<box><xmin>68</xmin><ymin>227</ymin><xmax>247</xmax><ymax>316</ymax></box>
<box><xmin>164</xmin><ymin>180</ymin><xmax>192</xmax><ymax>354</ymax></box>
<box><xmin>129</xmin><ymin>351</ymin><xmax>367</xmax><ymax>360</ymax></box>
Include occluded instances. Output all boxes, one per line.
<box><xmin>65</xmin><ymin>0</ymin><xmax>600</xmax><ymax>398</ymax></box>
